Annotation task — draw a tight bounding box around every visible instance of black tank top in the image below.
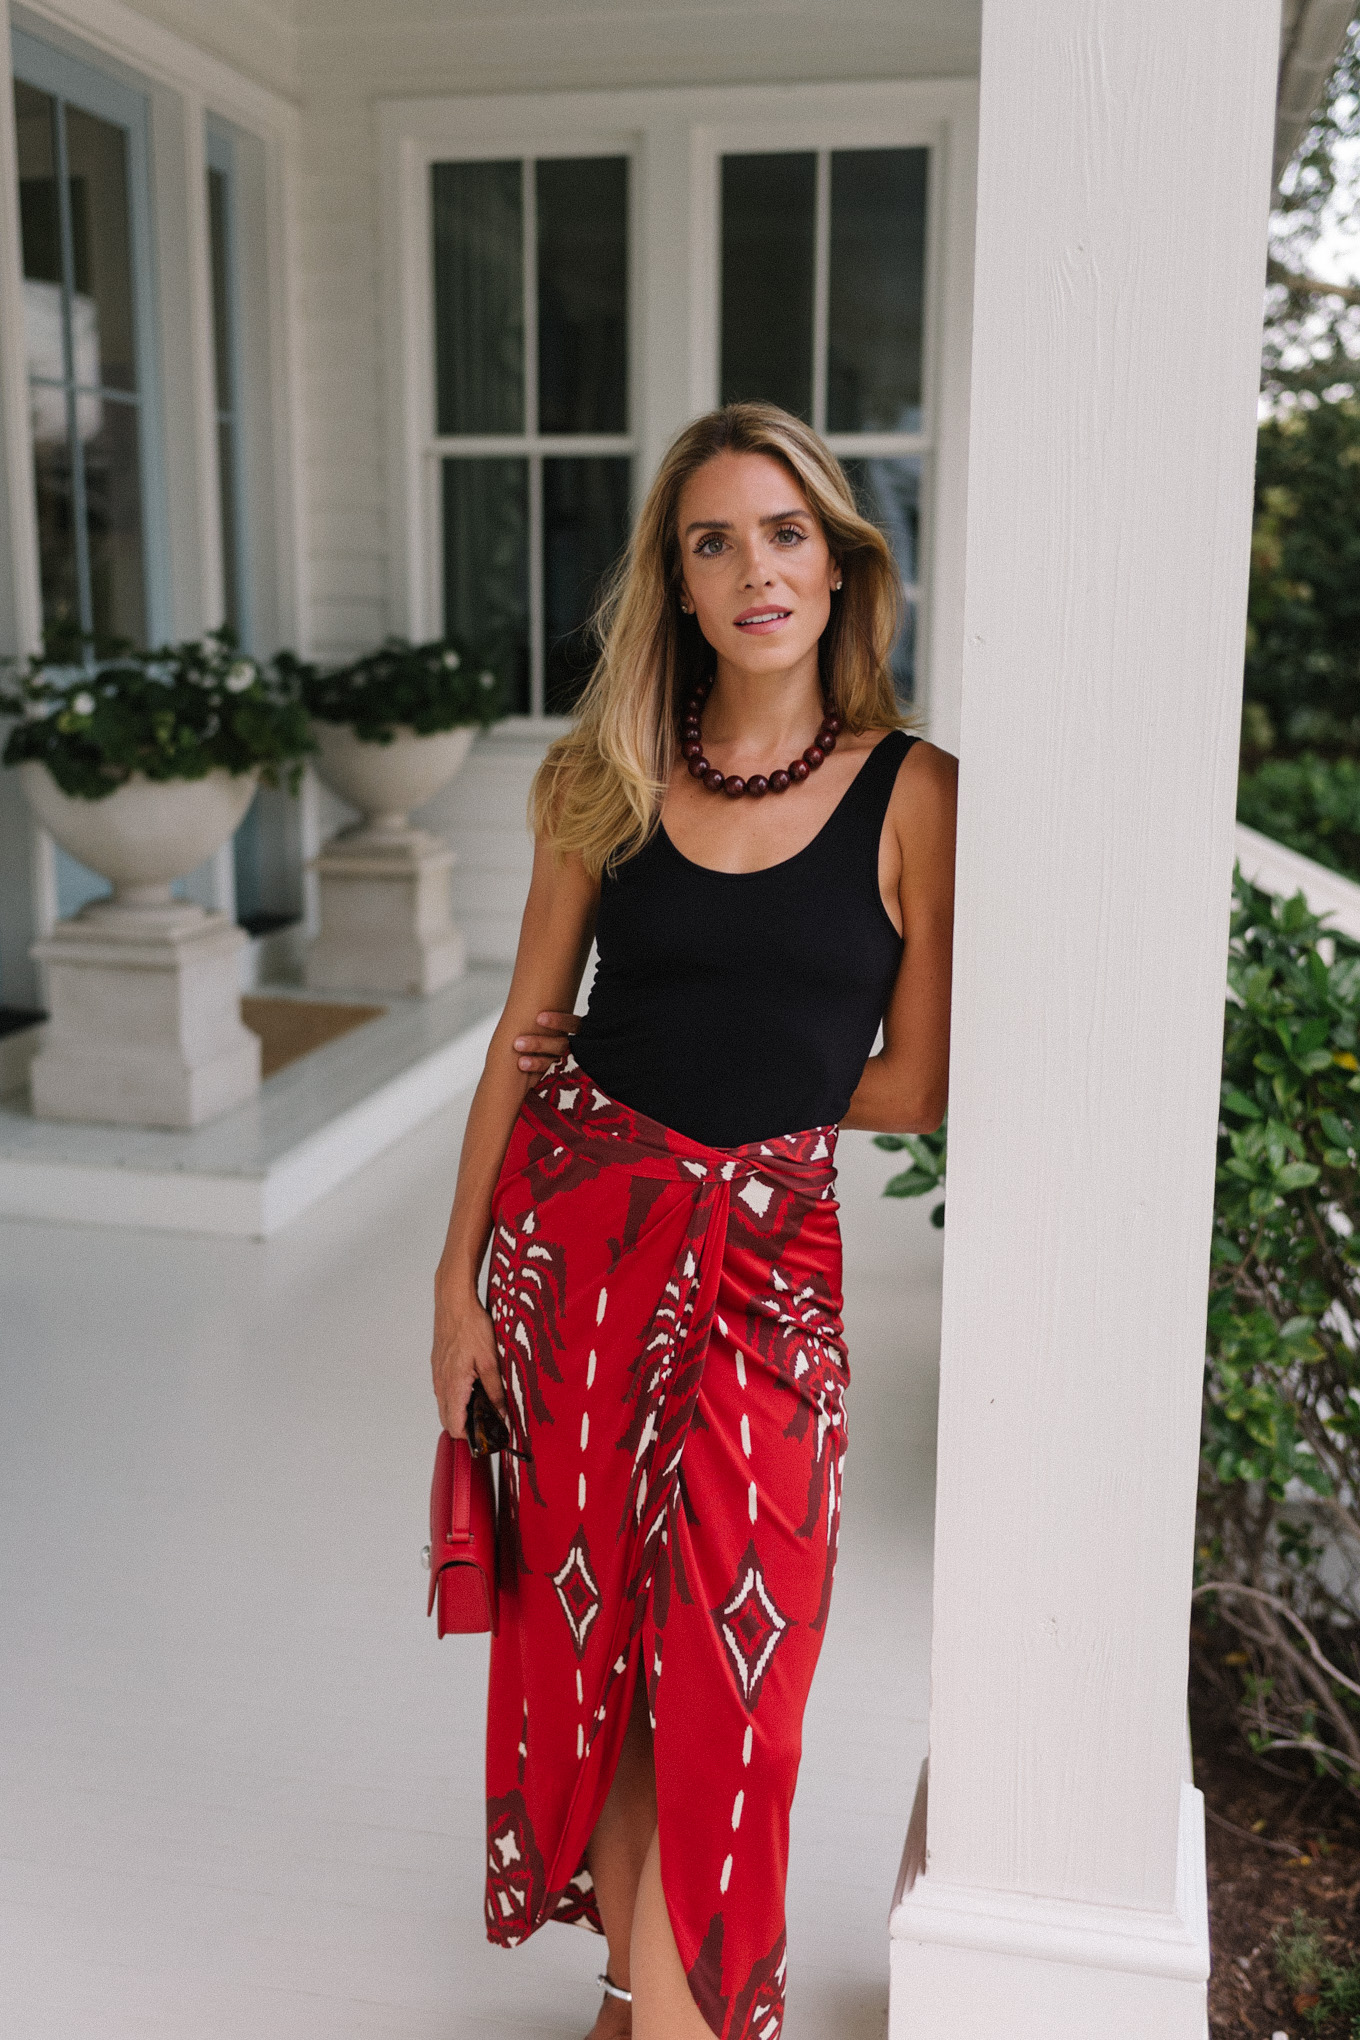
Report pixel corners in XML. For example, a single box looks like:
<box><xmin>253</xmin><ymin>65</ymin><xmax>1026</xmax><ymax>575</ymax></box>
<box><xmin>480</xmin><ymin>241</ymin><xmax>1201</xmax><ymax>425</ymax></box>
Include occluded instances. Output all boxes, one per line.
<box><xmin>571</xmin><ymin>730</ymin><xmax>916</xmax><ymax>1147</ymax></box>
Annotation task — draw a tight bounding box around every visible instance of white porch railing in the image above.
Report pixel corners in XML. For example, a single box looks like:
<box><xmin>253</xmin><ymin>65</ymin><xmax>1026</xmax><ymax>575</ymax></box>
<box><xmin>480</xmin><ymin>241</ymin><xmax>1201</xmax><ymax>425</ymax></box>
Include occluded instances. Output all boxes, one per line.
<box><xmin>1235</xmin><ymin>821</ymin><xmax>1360</xmax><ymax>943</ymax></box>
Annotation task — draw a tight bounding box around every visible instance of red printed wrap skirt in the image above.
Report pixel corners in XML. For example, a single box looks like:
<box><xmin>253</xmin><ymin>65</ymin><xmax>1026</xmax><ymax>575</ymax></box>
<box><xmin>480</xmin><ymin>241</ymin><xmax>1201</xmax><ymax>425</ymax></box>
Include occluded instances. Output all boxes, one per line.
<box><xmin>484</xmin><ymin>1057</ymin><xmax>848</xmax><ymax>2040</ymax></box>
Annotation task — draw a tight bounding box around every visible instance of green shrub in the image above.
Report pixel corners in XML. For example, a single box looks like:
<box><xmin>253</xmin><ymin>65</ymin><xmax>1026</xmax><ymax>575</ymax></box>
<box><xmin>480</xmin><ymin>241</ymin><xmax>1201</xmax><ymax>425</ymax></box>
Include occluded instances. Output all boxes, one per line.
<box><xmin>295</xmin><ymin>636</ymin><xmax>509</xmax><ymax>742</ymax></box>
<box><xmin>1193</xmin><ymin>879</ymin><xmax>1360</xmax><ymax>1795</ymax></box>
<box><xmin>0</xmin><ymin>632</ymin><xmax>312</xmax><ymax>800</ymax></box>
<box><xmin>1238</xmin><ymin>754</ymin><xmax>1360</xmax><ymax>885</ymax></box>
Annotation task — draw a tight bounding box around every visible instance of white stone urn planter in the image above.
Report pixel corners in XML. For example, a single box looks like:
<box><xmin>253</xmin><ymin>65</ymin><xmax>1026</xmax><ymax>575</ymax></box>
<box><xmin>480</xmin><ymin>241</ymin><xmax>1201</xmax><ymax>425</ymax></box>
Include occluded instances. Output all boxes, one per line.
<box><xmin>311</xmin><ymin>721</ymin><xmax>474</xmax><ymax>835</ymax></box>
<box><xmin>20</xmin><ymin>762</ymin><xmax>262</xmax><ymax>1129</ymax></box>
<box><xmin>21</xmin><ymin>760</ymin><xmax>258</xmax><ymax>907</ymax></box>
<box><xmin>306</xmin><ymin>722</ymin><xmax>476</xmax><ymax>995</ymax></box>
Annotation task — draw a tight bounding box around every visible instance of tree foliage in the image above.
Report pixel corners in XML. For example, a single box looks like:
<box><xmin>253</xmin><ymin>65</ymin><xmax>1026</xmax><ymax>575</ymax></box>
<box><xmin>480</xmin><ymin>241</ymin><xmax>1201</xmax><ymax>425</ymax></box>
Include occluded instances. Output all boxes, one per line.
<box><xmin>1238</xmin><ymin>753</ymin><xmax>1360</xmax><ymax>879</ymax></box>
<box><xmin>1245</xmin><ymin>398</ymin><xmax>1360</xmax><ymax>751</ymax></box>
<box><xmin>1244</xmin><ymin>16</ymin><xmax>1360</xmax><ymax>757</ymax></box>
<box><xmin>1261</xmin><ymin>14</ymin><xmax>1360</xmax><ymax>409</ymax></box>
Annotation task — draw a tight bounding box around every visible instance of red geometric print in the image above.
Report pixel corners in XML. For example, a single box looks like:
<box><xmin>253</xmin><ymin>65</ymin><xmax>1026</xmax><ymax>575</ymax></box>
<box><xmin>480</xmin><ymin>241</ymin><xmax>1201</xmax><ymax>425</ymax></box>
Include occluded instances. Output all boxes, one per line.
<box><xmin>485</xmin><ymin>1787</ymin><xmax>546</xmax><ymax>1946</ymax></box>
<box><xmin>711</xmin><ymin>1540</ymin><xmax>791</xmax><ymax>1711</ymax></box>
<box><xmin>486</xmin><ymin>1211</ymin><xmax>566</xmax><ymax>1437</ymax></box>
<box><xmin>728</xmin><ymin>1930</ymin><xmax>787</xmax><ymax>2040</ymax></box>
<box><xmin>483</xmin><ymin>1059</ymin><xmax>848</xmax><ymax>2040</ymax></box>
<box><xmin>552</xmin><ymin>1528</ymin><xmax>602</xmax><ymax>1660</ymax></box>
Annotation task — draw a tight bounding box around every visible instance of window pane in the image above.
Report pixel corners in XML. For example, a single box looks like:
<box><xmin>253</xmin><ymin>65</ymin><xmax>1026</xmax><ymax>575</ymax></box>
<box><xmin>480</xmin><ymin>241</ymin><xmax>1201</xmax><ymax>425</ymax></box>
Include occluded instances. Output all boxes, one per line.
<box><xmin>15</xmin><ymin>82</ymin><xmax>60</xmax><ymax>286</ymax></box>
<box><xmin>827</xmin><ymin>149</ymin><xmax>927</xmax><ymax>435</ymax></box>
<box><xmin>842</xmin><ymin>455</ymin><xmax>920</xmax><ymax>700</ymax></box>
<box><xmin>720</xmin><ymin>152</ymin><xmax>815</xmax><ymax>422</ymax></box>
<box><xmin>432</xmin><ymin>161</ymin><xmax>524</xmax><ymax>436</ymax></box>
<box><xmin>536</xmin><ymin>156</ymin><xmax>628</xmax><ymax>435</ymax></box>
<box><xmin>543</xmin><ymin>457</ymin><xmax>630</xmax><ymax>713</ymax></box>
<box><xmin>217</xmin><ymin>419</ymin><xmax>241</xmax><ymax>637</ymax></box>
<box><xmin>85</xmin><ymin>397</ymin><xmax>146</xmax><ymax>644</ymax></box>
<box><xmin>31</xmin><ymin>425</ymin><xmax>81</xmax><ymax>640</ymax></box>
<box><xmin>207</xmin><ymin>165</ymin><xmax>233</xmax><ymax>416</ymax></box>
<box><xmin>64</xmin><ymin>105</ymin><xmax>137</xmax><ymax>395</ymax></box>
<box><xmin>207</xmin><ymin>160</ymin><xmax>244</xmax><ymax>638</ymax></box>
<box><xmin>442</xmin><ymin>457</ymin><xmax>529</xmax><ymax>712</ymax></box>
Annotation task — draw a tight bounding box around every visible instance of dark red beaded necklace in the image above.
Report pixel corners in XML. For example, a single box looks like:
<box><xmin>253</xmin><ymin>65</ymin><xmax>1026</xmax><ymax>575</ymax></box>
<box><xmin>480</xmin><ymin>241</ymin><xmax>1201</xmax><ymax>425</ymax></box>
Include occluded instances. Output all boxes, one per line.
<box><xmin>679</xmin><ymin>677</ymin><xmax>841</xmax><ymax>799</ymax></box>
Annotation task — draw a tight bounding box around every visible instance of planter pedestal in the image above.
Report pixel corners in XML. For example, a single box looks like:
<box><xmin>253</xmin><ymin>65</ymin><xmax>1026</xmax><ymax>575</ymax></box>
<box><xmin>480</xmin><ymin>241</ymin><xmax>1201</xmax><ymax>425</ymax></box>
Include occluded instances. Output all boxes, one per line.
<box><xmin>29</xmin><ymin>900</ymin><xmax>260</xmax><ymax>1129</ymax></box>
<box><xmin>305</xmin><ymin>826</ymin><xmax>464</xmax><ymax>996</ymax></box>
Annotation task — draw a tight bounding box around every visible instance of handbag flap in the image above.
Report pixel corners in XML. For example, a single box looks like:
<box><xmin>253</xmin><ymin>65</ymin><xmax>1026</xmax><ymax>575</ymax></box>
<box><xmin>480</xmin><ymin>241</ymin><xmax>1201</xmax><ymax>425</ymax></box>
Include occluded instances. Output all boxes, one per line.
<box><xmin>427</xmin><ymin>1429</ymin><xmax>498</xmax><ymax>1633</ymax></box>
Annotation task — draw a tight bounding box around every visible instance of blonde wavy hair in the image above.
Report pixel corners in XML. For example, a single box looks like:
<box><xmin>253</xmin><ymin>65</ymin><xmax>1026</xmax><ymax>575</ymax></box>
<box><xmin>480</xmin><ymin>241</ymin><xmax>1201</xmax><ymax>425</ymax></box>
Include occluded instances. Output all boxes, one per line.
<box><xmin>532</xmin><ymin>401</ymin><xmax>911</xmax><ymax>876</ymax></box>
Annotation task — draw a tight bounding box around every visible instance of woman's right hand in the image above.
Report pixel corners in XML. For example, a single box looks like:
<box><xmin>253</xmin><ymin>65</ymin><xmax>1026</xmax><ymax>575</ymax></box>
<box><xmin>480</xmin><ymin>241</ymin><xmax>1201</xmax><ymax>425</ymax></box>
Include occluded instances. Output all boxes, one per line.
<box><xmin>512</xmin><ymin>1009</ymin><xmax>582</xmax><ymax>1075</ymax></box>
<box><xmin>431</xmin><ymin>1280</ymin><xmax>508</xmax><ymax>1439</ymax></box>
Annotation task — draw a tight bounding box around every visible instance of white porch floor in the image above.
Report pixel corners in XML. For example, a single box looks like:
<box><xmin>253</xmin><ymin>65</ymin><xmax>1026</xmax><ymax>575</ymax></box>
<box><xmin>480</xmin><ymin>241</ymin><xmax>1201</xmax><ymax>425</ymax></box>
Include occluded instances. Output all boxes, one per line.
<box><xmin>0</xmin><ymin>1093</ymin><xmax>942</xmax><ymax>2040</ymax></box>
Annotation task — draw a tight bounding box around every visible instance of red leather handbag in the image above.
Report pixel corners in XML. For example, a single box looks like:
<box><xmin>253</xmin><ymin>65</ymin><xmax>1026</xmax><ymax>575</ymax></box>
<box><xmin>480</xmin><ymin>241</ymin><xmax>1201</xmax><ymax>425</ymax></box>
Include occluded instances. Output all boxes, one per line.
<box><xmin>424</xmin><ymin>1430</ymin><xmax>498</xmax><ymax>1636</ymax></box>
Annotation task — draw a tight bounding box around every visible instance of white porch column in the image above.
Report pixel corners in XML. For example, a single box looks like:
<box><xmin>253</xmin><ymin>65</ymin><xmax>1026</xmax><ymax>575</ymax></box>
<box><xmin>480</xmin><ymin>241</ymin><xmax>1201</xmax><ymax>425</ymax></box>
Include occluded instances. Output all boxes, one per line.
<box><xmin>890</xmin><ymin>4</ymin><xmax>1281</xmax><ymax>2036</ymax></box>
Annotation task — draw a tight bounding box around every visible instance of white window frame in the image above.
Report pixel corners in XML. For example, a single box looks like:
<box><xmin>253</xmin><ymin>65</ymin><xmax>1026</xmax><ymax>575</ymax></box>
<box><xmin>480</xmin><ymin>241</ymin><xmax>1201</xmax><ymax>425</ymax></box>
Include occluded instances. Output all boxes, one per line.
<box><xmin>381</xmin><ymin>79</ymin><xmax>978</xmax><ymax>744</ymax></box>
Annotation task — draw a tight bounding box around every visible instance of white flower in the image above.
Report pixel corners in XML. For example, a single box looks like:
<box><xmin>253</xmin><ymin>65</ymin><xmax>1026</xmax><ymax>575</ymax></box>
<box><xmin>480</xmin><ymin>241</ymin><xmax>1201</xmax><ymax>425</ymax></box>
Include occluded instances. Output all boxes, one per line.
<box><xmin>478</xmin><ymin>669</ymin><xmax>495</xmax><ymax>688</ymax></box>
<box><xmin>71</xmin><ymin>690</ymin><xmax>96</xmax><ymax>716</ymax></box>
<box><xmin>442</xmin><ymin>648</ymin><xmax>461</xmax><ymax>670</ymax></box>
<box><xmin>224</xmin><ymin>661</ymin><xmax>255</xmax><ymax>693</ymax></box>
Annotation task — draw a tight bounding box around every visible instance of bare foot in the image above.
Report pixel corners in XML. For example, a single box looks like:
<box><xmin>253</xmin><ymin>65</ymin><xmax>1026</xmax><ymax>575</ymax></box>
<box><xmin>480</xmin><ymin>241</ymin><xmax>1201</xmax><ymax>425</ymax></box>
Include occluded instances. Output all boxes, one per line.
<box><xmin>584</xmin><ymin>1989</ymin><xmax>631</xmax><ymax>2040</ymax></box>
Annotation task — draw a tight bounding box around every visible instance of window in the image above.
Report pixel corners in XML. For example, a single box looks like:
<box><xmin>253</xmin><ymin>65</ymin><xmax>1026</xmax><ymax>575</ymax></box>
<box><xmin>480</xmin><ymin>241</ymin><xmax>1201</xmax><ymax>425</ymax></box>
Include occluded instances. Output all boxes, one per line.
<box><xmin>720</xmin><ymin>147</ymin><xmax>928</xmax><ymax>698</ymax></box>
<box><xmin>206</xmin><ymin>122</ymin><xmax>249</xmax><ymax>645</ymax></box>
<box><xmin>11</xmin><ymin>32</ymin><xmax>165</xmax><ymax>654</ymax></box>
<box><xmin>430</xmin><ymin>154</ymin><xmax>633</xmax><ymax>715</ymax></box>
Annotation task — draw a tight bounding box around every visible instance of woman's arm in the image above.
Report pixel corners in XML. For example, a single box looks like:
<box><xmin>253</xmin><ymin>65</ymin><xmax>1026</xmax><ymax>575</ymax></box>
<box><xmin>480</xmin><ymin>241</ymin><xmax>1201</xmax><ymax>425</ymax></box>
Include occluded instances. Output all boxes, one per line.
<box><xmin>841</xmin><ymin>742</ymin><xmax>958</xmax><ymax>1135</ymax></box>
<box><xmin>430</xmin><ymin>835</ymin><xmax>598</xmax><ymax>1437</ymax></box>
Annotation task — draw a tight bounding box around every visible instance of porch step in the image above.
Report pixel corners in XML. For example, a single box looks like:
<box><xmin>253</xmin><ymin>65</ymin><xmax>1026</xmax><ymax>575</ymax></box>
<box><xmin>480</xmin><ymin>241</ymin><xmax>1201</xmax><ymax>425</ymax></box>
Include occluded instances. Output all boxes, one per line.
<box><xmin>0</xmin><ymin>969</ymin><xmax>507</xmax><ymax>1239</ymax></box>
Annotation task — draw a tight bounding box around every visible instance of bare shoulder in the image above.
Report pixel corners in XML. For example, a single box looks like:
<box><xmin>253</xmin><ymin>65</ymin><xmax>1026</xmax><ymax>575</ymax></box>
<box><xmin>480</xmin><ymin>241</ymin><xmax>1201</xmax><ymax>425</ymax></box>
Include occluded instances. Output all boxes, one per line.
<box><xmin>889</xmin><ymin>735</ymin><xmax>957</xmax><ymax>818</ymax></box>
<box><xmin>897</xmin><ymin>734</ymin><xmax>957</xmax><ymax>785</ymax></box>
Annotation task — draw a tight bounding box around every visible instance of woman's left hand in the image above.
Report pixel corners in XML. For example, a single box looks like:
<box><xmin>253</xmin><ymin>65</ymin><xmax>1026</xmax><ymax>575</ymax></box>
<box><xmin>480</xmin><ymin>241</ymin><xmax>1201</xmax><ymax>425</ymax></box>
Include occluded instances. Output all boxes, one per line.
<box><xmin>512</xmin><ymin>1010</ymin><xmax>582</xmax><ymax>1074</ymax></box>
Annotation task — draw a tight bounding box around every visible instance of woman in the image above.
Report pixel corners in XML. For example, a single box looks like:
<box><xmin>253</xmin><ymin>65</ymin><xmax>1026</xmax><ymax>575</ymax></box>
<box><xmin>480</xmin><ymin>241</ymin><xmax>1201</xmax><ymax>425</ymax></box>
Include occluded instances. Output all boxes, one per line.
<box><xmin>430</xmin><ymin>401</ymin><xmax>956</xmax><ymax>2040</ymax></box>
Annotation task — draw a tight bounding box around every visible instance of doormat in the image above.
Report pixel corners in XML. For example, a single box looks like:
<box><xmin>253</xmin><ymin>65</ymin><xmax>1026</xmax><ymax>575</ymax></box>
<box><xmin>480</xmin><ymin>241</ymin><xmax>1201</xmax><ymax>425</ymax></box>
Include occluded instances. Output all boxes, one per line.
<box><xmin>240</xmin><ymin>996</ymin><xmax>386</xmax><ymax>1079</ymax></box>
